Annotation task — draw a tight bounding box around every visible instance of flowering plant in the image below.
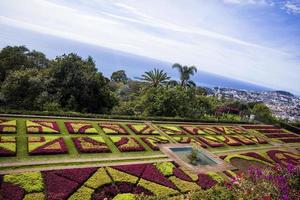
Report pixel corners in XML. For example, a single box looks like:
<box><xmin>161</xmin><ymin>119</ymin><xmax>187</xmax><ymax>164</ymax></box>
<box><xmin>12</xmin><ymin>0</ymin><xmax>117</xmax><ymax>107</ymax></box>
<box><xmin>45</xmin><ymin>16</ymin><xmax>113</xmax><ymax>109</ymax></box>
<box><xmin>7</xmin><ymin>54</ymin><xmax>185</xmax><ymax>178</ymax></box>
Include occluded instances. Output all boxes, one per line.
<box><xmin>228</xmin><ymin>164</ymin><xmax>300</xmax><ymax>200</ymax></box>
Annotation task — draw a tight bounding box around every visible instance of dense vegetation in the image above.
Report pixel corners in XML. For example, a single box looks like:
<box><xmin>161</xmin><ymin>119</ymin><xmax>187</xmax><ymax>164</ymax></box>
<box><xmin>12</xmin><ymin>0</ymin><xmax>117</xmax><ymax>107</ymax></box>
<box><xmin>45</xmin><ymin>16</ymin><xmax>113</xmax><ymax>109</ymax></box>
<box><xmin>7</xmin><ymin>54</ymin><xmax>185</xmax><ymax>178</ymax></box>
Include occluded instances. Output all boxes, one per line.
<box><xmin>0</xmin><ymin>46</ymin><xmax>275</xmax><ymax>123</ymax></box>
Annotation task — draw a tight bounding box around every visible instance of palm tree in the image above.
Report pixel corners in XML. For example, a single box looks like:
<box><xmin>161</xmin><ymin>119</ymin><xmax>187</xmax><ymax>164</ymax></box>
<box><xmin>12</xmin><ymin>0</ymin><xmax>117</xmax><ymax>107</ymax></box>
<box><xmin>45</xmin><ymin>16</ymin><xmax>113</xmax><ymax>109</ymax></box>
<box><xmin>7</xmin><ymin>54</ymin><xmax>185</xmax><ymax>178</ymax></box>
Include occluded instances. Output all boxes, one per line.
<box><xmin>172</xmin><ymin>63</ymin><xmax>197</xmax><ymax>87</ymax></box>
<box><xmin>139</xmin><ymin>68</ymin><xmax>170</xmax><ymax>87</ymax></box>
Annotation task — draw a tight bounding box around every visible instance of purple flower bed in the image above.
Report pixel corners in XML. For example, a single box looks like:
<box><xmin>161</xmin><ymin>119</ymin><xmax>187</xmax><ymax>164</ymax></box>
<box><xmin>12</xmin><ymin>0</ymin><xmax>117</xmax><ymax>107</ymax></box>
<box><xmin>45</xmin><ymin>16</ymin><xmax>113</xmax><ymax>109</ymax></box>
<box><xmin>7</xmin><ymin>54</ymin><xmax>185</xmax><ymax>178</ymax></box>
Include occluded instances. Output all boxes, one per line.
<box><xmin>112</xmin><ymin>163</ymin><xmax>147</xmax><ymax>177</ymax></box>
<box><xmin>173</xmin><ymin>167</ymin><xmax>192</xmax><ymax>182</ymax></box>
<box><xmin>264</xmin><ymin>133</ymin><xmax>298</xmax><ymax>138</ymax></box>
<box><xmin>72</xmin><ymin>137</ymin><xmax>111</xmax><ymax>153</ymax></box>
<box><xmin>279</xmin><ymin>138</ymin><xmax>300</xmax><ymax>143</ymax></box>
<box><xmin>258</xmin><ymin>129</ymin><xmax>286</xmax><ymax>134</ymax></box>
<box><xmin>242</xmin><ymin>125</ymin><xmax>276</xmax><ymax>129</ymax></box>
<box><xmin>29</xmin><ymin>137</ymin><xmax>68</xmax><ymax>155</ymax></box>
<box><xmin>0</xmin><ymin>183</ymin><xmax>25</xmax><ymax>200</ymax></box>
<box><xmin>51</xmin><ymin>167</ymin><xmax>98</xmax><ymax>184</ymax></box>
<box><xmin>141</xmin><ymin>164</ymin><xmax>176</xmax><ymax>189</ymax></box>
<box><xmin>197</xmin><ymin>173</ymin><xmax>217</xmax><ymax>190</ymax></box>
<box><xmin>0</xmin><ymin>148</ymin><xmax>16</xmax><ymax>157</ymax></box>
<box><xmin>43</xmin><ymin>171</ymin><xmax>79</xmax><ymax>200</ymax></box>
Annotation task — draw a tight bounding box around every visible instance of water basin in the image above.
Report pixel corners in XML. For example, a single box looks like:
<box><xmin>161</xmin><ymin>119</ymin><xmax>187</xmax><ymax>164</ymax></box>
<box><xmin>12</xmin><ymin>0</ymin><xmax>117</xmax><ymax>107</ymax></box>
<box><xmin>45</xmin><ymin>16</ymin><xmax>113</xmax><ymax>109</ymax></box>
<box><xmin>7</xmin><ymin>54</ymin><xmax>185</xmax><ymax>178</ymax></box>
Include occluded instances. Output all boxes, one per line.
<box><xmin>170</xmin><ymin>147</ymin><xmax>217</xmax><ymax>166</ymax></box>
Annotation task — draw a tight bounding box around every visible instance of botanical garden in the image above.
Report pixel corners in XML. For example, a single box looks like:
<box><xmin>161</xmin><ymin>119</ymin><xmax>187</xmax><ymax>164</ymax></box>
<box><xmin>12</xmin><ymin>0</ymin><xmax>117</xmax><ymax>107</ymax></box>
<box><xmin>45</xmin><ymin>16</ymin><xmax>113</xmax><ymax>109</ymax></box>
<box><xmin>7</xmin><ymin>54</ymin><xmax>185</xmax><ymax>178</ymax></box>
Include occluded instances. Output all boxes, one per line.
<box><xmin>0</xmin><ymin>46</ymin><xmax>299</xmax><ymax>199</ymax></box>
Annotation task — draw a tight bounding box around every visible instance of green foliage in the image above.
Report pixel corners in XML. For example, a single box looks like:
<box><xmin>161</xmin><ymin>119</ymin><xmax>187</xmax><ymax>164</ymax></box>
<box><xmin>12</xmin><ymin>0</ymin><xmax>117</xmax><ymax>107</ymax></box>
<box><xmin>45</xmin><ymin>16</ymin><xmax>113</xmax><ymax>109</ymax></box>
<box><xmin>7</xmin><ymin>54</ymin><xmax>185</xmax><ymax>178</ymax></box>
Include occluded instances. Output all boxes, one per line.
<box><xmin>68</xmin><ymin>186</ymin><xmax>94</xmax><ymax>200</ymax></box>
<box><xmin>111</xmin><ymin>70</ymin><xmax>128</xmax><ymax>83</ymax></box>
<box><xmin>4</xmin><ymin>172</ymin><xmax>44</xmax><ymax>192</ymax></box>
<box><xmin>172</xmin><ymin>63</ymin><xmax>197</xmax><ymax>87</ymax></box>
<box><xmin>137</xmin><ymin>86</ymin><xmax>214</xmax><ymax>118</ymax></box>
<box><xmin>139</xmin><ymin>68</ymin><xmax>170</xmax><ymax>87</ymax></box>
<box><xmin>23</xmin><ymin>193</ymin><xmax>45</xmax><ymax>200</ymax></box>
<box><xmin>0</xmin><ymin>46</ymin><xmax>48</xmax><ymax>82</ymax></box>
<box><xmin>1</xmin><ymin>68</ymin><xmax>45</xmax><ymax>110</ymax></box>
<box><xmin>252</xmin><ymin>103</ymin><xmax>276</xmax><ymax>123</ymax></box>
<box><xmin>113</xmin><ymin>193</ymin><xmax>135</xmax><ymax>200</ymax></box>
<box><xmin>155</xmin><ymin>162</ymin><xmax>175</xmax><ymax>176</ymax></box>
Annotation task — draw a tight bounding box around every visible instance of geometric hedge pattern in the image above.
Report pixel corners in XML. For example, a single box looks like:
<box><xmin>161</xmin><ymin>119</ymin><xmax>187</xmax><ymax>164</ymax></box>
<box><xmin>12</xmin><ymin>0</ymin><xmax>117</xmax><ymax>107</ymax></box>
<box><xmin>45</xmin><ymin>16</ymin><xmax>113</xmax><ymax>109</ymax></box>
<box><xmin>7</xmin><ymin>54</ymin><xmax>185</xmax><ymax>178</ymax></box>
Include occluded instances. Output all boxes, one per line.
<box><xmin>0</xmin><ymin>136</ymin><xmax>16</xmax><ymax>156</ymax></box>
<box><xmin>27</xmin><ymin>136</ymin><xmax>68</xmax><ymax>155</ymax></box>
<box><xmin>0</xmin><ymin>119</ymin><xmax>16</xmax><ymax>133</ymax></box>
<box><xmin>26</xmin><ymin>120</ymin><xmax>60</xmax><ymax>134</ymax></box>
<box><xmin>0</xmin><ymin>149</ymin><xmax>299</xmax><ymax>200</ymax></box>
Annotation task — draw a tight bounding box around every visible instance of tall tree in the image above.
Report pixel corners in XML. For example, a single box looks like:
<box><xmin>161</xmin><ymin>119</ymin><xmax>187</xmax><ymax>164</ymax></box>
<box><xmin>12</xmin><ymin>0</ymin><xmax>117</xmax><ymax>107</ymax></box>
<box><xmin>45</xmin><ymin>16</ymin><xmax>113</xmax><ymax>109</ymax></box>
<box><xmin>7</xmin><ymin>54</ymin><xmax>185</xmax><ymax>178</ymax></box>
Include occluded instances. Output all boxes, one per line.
<box><xmin>172</xmin><ymin>63</ymin><xmax>197</xmax><ymax>87</ymax></box>
<box><xmin>111</xmin><ymin>70</ymin><xmax>128</xmax><ymax>83</ymax></box>
<box><xmin>48</xmin><ymin>53</ymin><xmax>117</xmax><ymax>113</ymax></box>
<box><xmin>139</xmin><ymin>68</ymin><xmax>170</xmax><ymax>87</ymax></box>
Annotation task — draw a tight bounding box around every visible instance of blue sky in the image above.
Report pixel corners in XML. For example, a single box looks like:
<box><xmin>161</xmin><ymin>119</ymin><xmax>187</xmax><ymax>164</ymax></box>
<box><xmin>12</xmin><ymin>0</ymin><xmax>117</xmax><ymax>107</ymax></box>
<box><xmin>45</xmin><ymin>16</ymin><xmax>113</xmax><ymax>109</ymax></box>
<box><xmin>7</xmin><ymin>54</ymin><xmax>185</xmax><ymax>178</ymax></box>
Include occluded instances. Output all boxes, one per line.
<box><xmin>0</xmin><ymin>0</ymin><xmax>300</xmax><ymax>94</ymax></box>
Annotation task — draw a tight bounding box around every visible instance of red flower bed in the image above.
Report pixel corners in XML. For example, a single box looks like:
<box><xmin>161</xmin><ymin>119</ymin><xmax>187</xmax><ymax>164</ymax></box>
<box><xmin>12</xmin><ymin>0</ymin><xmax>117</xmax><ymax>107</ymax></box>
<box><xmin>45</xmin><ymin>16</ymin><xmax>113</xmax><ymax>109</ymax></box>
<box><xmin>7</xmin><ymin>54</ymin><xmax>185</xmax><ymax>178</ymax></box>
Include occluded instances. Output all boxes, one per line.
<box><xmin>110</xmin><ymin>136</ymin><xmax>145</xmax><ymax>152</ymax></box>
<box><xmin>197</xmin><ymin>173</ymin><xmax>217</xmax><ymax>189</ymax></box>
<box><xmin>72</xmin><ymin>137</ymin><xmax>111</xmax><ymax>153</ymax></box>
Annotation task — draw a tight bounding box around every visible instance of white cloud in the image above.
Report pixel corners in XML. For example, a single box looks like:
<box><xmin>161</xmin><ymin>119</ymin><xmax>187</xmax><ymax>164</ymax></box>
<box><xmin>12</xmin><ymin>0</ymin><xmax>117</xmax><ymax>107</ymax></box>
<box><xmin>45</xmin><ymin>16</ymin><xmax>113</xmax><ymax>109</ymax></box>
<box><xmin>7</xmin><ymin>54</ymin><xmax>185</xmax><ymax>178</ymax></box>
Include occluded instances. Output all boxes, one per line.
<box><xmin>283</xmin><ymin>1</ymin><xmax>300</xmax><ymax>14</ymax></box>
<box><xmin>0</xmin><ymin>0</ymin><xmax>299</xmax><ymax>93</ymax></box>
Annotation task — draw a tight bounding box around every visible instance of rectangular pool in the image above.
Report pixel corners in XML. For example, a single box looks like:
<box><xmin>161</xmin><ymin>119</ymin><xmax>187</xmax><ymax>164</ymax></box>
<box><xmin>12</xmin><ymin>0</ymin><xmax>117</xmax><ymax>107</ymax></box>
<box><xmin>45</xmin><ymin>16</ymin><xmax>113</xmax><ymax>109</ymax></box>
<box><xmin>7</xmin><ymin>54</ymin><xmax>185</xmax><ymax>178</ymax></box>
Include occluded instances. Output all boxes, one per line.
<box><xmin>170</xmin><ymin>147</ymin><xmax>217</xmax><ymax>166</ymax></box>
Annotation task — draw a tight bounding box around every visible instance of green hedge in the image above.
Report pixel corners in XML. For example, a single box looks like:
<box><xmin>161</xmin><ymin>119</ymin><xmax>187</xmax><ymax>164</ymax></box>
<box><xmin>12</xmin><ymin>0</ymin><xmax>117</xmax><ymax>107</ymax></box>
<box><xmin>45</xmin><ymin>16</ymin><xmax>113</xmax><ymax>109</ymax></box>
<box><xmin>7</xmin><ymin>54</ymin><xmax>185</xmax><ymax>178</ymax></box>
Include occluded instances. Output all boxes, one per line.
<box><xmin>0</xmin><ymin>108</ymin><xmax>255</xmax><ymax>124</ymax></box>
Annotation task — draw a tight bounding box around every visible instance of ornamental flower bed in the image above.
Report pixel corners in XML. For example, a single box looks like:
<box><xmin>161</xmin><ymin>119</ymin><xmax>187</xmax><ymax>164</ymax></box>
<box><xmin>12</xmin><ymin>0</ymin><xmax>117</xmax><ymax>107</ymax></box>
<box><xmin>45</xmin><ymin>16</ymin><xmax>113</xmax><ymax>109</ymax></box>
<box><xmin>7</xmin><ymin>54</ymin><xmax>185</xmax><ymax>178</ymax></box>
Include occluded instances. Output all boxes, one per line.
<box><xmin>110</xmin><ymin>136</ymin><xmax>145</xmax><ymax>152</ymax></box>
<box><xmin>127</xmin><ymin>124</ymin><xmax>160</xmax><ymax>135</ymax></box>
<box><xmin>197</xmin><ymin>136</ymin><xmax>224</xmax><ymax>147</ymax></box>
<box><xmin>231</xmin><ymin>135</ymin><xmax>256</xmax><ymax>145</ymax></box>
<box><xmin>279</xmin><ymin>138</ymin><xmax>300</xmax><ymax>143</ymax></box>
<box><xmin>98</xmin><ymin>123</ymin><xmax>128</xmax><ymax>135</ymax></box>
<box><xmin>242</xmin><ymin>125</ymin><xmax>276</xmax><ymax>129</ymax></box>
<box><xmin>0</xmin><ymin>119</ymin><xmax>17</xmax><ymax>133</ymax></box>
<box><xmin>257</xmin><ymin>129</ymin><xmax>287</xmax><ymax>134</ymax></box>
<box><xmin>246</xmin><ymin>135</ymin><xmax>268</xmax><ymax>144</ymax></box>
<box><xmin>26</xmin><ymin>120</ymin><xmax>60</xmax><ymax>134</ymax></box>
<box><xmin>266</xmin><ymin>150</ymin><xmax>300</xmax><ymax>167</ymax></box>
<box><xmin>264</xmin><ymin>133</ymin><xmax>298</xmax><ymax>138</ymax></box>
<box><xmin>65</xmin><ymin>122</ymin><xmax>98</xmax><ymax>134</ymax></box>
<box><xmin>28</xmin><ymin>136</ymin><xmax>68</xmax><ymax>155</ymax></box>
<box><xmin>72</xmin><ymin>136</ymin><xmax>111</xmax><ymax>153</ymax></box>
<box><xmin>157</xmin><ymin>125</ymin><xmax>186</xmax><ymax>135</ymax></box>
<box><xmin>215</xmin><ymin>135</ymin><xmax>242</xmax><ymax>146</ymax></box>
<box><xmin>172</xmin><ymin>136</ymin><xmax>207</xmax><ymax>148</ymax></box>
<box><xmin>0</xmin><ymin>136</ymin><xmax>16</xmax><ymax>156</ymax></box>
<box><xmin>180</xmin><ymin>126</ymin><xmax>206</xmax><ymax>135</ymax></box>
<box><xmin>212</xmin><ymin>126</ymin><xmax>246</xmax><ymax>135</ymax></box>
<box><xmin>141</xmin><ymin>136</ymin><xmax>170</xmax><ymax>150</ymax></box>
